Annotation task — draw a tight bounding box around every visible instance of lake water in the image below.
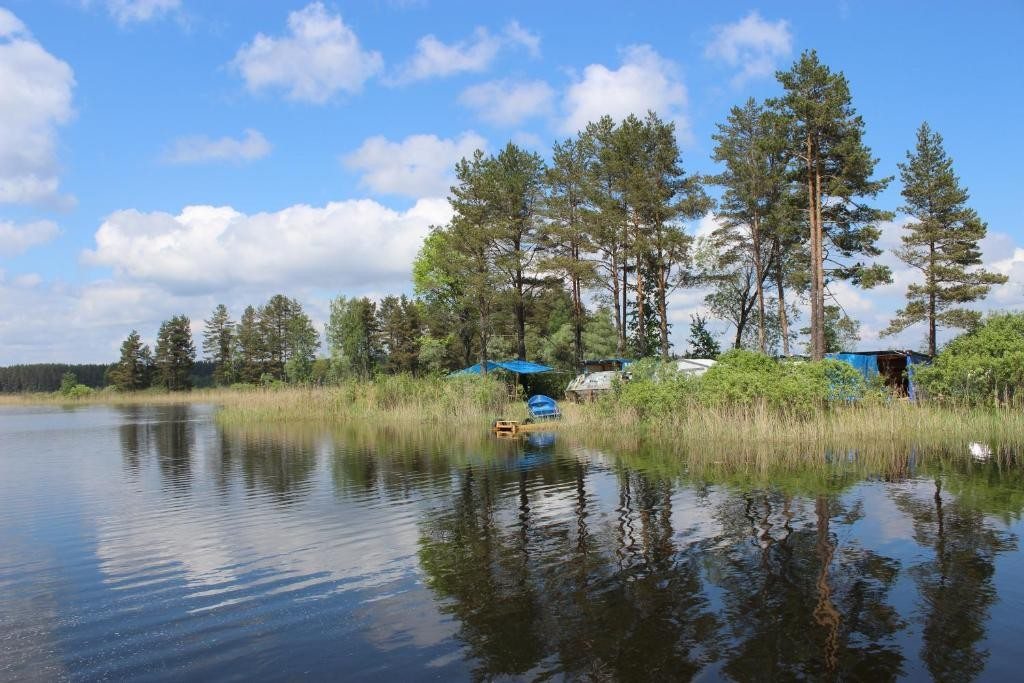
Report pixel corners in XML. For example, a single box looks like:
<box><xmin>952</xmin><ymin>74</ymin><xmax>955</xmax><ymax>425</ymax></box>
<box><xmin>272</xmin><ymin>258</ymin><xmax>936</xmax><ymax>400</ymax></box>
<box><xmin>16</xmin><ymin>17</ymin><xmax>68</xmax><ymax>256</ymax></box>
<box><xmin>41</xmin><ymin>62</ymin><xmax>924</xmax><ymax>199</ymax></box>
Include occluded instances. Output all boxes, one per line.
<box><xmin>2</xmin><ymin>404</ymin><xmax>1023</xmax><ymax>681</ymax></box>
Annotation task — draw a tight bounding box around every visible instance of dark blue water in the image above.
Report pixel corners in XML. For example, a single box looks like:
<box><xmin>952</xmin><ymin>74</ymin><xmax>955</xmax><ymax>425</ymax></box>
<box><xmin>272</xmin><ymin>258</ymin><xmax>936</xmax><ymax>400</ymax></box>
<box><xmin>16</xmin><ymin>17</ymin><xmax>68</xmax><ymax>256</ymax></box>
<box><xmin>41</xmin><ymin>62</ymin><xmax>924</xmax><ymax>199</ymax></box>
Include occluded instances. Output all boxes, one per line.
<box><xmin>1</xmin><ymin>404</ymin><xmax>1023</xmax><ymax>681</ymax></box>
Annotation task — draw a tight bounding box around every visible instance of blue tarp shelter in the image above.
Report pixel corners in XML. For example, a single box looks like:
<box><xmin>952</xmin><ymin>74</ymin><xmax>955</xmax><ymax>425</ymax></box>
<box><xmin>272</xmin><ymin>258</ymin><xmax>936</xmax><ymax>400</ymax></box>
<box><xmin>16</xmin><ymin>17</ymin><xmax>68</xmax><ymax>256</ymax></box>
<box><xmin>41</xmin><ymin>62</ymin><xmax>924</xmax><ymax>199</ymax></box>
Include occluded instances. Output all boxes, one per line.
<box><xmin>826</xmin><ymin>350</ymin><xmax>931</xmax><ymax>399</ymax></box>
<box><xmin>452</xmin><ymin>359</ymin><xmax>554</xmax><ymax>376</ymax></box>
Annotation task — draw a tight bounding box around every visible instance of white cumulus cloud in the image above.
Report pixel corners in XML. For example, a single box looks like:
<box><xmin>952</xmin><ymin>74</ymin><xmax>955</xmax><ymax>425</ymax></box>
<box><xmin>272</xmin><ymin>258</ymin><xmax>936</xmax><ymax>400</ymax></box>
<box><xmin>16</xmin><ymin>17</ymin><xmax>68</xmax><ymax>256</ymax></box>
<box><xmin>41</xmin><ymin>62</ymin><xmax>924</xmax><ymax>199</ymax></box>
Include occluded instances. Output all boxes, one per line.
<box><xmin>392</xmin><ymin>21</ymin><xmax>540</xmax><ymax>83</ymax></box>
<box><xmin>705</xmin><ymin>11</ymin><xmax>793</xmax><ymax>86</ymax></box>
<box><xmin>458</xmin><ymin>79</ymin><xmax>554</xmax><ymax>127</ymax></box>
<box><xmin>232</xmin><ymin>2</ymin><xmax>383</xmax><ymax>103</ymax></box>
<box><xmin>343</xmin><ymin>132</ymin><xmax>486</xmax><ymax>198</ymax></box>
<box><xmin>162</xmin><ymin>129</ymin><xmax>271</xmax><ymax>164</ymax></box>
<box><xmin>0</xmin><ymin>8</ymin><xmax>75</xmax><ymax>206</ymax></box>
<box><xmin>561</xmin><ymin>45</ymin><xmax>689</xmax><ymax>139</ymax></box>
<box><xmin>0</xmin><ymin>220</ymin><xmax>60</xmax><ymax>256</ymax></box>
<box><xmin>82</xmin><ymin>198</ymin><xmax>452</xmax><ymax>296</ymax></box>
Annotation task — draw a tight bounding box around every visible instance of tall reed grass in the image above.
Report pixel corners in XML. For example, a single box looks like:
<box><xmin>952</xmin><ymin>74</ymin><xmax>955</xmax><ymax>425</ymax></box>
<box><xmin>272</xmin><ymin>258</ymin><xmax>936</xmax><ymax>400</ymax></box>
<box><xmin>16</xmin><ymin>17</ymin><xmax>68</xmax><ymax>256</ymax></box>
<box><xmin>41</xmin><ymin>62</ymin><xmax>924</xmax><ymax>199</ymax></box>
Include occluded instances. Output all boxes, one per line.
<box><xmin>4</xmin><ymin>375</ymin><xmax>1021</xmax><ymax>455</ymax></box>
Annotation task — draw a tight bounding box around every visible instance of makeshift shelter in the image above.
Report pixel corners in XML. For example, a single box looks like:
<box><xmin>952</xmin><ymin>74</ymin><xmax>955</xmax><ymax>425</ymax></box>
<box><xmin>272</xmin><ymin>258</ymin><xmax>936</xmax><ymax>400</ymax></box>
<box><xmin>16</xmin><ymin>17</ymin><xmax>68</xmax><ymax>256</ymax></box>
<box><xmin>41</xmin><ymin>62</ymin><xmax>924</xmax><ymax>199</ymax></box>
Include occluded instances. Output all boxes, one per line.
<box><xmin>676</xmin><ymin>358</ymin><xmax>717</xmax><ymax>376</ymax></box>
<box><xmin>451</xmin><ymin>360</ymin><xmax>553</xmax><ymax>375</ymax></box>
<box><xmin>581</xmin><ymin>358</ymin><xmax>632</xmax><ymax>373</ymax></box>
<box><xmin>826</xmin><ymin>350</ymin><xmax>931</xmax><ymax>399</ymax></box>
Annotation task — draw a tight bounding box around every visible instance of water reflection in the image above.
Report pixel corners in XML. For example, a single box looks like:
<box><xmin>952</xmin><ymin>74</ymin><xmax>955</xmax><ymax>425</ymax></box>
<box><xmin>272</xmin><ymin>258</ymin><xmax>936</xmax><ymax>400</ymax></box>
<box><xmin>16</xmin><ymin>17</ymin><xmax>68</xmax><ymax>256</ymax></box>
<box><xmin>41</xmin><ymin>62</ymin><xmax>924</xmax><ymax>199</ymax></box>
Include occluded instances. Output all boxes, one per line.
<box><xmin>2</xmin><ymin>406</ymin><xmax>1023</xmax><ymax>681</ymax></box>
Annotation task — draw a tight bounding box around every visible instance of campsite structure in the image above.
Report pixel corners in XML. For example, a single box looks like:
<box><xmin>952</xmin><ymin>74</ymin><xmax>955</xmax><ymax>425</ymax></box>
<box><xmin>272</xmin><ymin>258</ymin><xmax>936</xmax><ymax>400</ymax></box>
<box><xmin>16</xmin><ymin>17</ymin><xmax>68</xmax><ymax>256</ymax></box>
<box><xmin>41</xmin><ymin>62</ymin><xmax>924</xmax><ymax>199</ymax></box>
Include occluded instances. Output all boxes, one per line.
<box><xmin>826</xmin><ymin>350</ymin><xmax>931</xmax><ymax>399</ymax></box>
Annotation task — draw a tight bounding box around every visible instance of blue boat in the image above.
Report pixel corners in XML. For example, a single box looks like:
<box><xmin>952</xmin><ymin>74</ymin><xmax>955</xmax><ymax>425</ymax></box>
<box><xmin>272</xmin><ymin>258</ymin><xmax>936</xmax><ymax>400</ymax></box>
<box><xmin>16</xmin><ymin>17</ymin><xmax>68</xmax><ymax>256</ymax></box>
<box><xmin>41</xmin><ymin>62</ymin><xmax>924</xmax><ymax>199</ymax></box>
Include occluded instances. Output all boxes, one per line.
<box><xmin>527</xmin><ymin>394</ymin><xmax>561</xmax><ymax>420</ymax></box>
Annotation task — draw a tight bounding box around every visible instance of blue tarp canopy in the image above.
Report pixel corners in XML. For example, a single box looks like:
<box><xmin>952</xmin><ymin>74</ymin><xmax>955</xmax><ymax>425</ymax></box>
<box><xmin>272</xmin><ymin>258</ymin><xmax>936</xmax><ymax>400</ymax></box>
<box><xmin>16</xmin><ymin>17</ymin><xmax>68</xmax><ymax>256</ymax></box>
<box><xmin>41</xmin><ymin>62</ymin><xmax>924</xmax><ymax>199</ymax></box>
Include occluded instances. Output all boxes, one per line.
<box><xmin>452</xmin><ymin>359</ymin><xmax>553</xmax><ymax>375</ymax></box>
<box><xmin>826</xmin><ymin>350</ymin><xmax>931</xmax><ymax>400</ymax></box>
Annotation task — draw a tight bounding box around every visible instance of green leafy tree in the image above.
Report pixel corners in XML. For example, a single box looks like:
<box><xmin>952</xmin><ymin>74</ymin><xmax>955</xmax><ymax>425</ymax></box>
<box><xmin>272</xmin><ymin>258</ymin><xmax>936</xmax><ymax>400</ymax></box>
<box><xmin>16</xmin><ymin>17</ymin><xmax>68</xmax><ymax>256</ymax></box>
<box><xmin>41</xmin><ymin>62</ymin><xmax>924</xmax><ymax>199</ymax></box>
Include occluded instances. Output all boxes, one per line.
<box><xmin>284</xmin><ymin>310</ymin><xmax>319</xmax><ymax>383</ymax></box>
<box><xmin>775</xmin><ymin>50</ymin><xmax>893</xmax><ymax>360</ymax></box>
<box><xmin>202</xmin><ymin>304</ymin><xmax>235</xmax><ymax>385</ymax></box>
<box><xmin>413</xmin><ymin>229</ymin><xmax>477</xmax><ymax>370</ymax></box>
<box><xmin>914</xmin><ymin>312</ymin><xmax>1024</xmax><ymax>406</ymax></box>
<box><xmin>327</xmin><ymin>296</ymin><xmax>381</xmax><ymax>380</ymax></box>
<box><xmin>882</xmin><ymin>123</ymin><xmax>1008</xmax><ymax>355</ymax></box>
<box><xmin>108</xmin><ymin>330</ymin><xmax>153</xmax><ymax>391</ymax></box>
<box><xmin>154</xmin><ymin>314</ymin><xmax>195</xmax><ymax>391</ymax></box>
<box><xmin>686</xmin><ymin>313</ymin><xmax>721</xmax><ymax>359</ymax></box>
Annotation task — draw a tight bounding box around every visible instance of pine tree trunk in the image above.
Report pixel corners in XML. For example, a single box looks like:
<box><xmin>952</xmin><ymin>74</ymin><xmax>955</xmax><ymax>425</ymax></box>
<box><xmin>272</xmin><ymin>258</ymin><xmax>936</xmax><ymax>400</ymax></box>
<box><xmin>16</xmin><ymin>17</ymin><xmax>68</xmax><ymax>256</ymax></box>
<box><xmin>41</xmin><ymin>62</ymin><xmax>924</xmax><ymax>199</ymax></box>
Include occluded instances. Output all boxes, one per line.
<box><xmin>928</xmin><ymin>241</ymin><xmax>937</xmax><ymax>356</ymax></box>
<box><xmin>610</xmin><ymin>251</ymin><xmax>624</xmax><ymax>356</ymax></box>
<box><xmin>814</xmin><ymin>164</ymin><xmax>826</xmax><ymax>359</ymax></box>
<box><xmin>806</xmin><ymin>134</ymin><xmax>822</xmax><ymax>360</ymax></box>
<box><xmin>572</xmin><ymin>268</ymin><xmax>583</xmax><ymax>368</ymax></box>
<box><xmin>657</xmin><ymin>263</ymin><xmax>670</xmax><ymax>361</ymax></box>
<box><xmin>635</xmin><ymin>266</ymin><xmax>646</xmax><ymax>355</ymax></box>
<box><xmin>621</xmin><ymin>254</ymin><xmax>630</xmax><ymax>355</ymax></box>
<box><xmin>752</xmin><ymin>213</ymin><xmax>767</xmax><ymax>353</ymax></box>
<box><xmin>776</xmin><ymin>254</ymin><xmax>791</xmax><ymax>357</ymax></box>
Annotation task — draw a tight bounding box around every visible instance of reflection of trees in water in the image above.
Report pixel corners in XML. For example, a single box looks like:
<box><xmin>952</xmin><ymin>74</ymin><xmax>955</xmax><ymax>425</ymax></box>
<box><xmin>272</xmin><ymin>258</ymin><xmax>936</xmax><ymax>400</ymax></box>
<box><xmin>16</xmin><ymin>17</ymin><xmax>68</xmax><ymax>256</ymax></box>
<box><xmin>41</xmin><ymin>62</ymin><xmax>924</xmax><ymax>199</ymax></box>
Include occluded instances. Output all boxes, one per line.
<box><xmin>704</xmin><ymin>489</ymin><xmax>905</xmax><ymax>681</ymax></box>
<box><xmin>152</xmin><ymin>406</ymin><xmax>193</xmax><ymax>492</ymax></box>
<box><xmin>233</xmin><ymin>433</ymin><xmax>316</xmax><ymax>503</ymax></box>
<box><xmin>892</xmin><ymin>472</ymin><xmax>1018</xmax><ymax>682</ymax></box>
<box><xmin>418</xmin><ymin>453</ymin><xmax>719</xmax><ymax>680</ymax></box>
<box><xmin>116</xmin><ymin>405</ymin><xmax>148</xmax><ymax>473</ymax></box>
<box><xmin>116</xmin><ymin>405</ymin><xmax>194</xmax><ymax>491</ymax></box>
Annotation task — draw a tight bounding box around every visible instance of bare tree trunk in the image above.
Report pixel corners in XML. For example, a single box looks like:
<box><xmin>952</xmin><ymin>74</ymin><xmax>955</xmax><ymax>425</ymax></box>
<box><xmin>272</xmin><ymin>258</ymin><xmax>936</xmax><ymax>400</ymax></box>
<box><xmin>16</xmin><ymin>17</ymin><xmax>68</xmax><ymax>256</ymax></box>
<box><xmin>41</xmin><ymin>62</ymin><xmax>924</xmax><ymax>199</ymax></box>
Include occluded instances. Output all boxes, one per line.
<box><xmin>621</xmin><ymin>254</ymin><xmax>630</xmax><ymax>355</ymax></box>
<box><xmin>813</xmin><ymin>163</ymin><xmax>826</xmax><ymax>360</ymax></box>
<box><xmin>609</xmin><ymin>252</ymin><xmax>623</xmax><ymax>356</ymax></box>
<box><xmin>928</xmin><ymin>241</ymin><xmax>937</xmax><ymax>356</ymax></box>
<box><xmin>752</xmin><ymin>213</ymin><xmax>767</xmax><ymax>353</ymax></box>
<box><xmin>775</xmin><ymin>251</ymin><xmax>791</xmax><ymax>356</ymax></box>
<box><xmin>657</xmin><ymin>262</ymin><xmax>670</xmax><ymax>360</ymax></box>
<box><xmin>635</xmin><ymin>266</ymin><xmax>646</xmax><ymax>356</ymax></box>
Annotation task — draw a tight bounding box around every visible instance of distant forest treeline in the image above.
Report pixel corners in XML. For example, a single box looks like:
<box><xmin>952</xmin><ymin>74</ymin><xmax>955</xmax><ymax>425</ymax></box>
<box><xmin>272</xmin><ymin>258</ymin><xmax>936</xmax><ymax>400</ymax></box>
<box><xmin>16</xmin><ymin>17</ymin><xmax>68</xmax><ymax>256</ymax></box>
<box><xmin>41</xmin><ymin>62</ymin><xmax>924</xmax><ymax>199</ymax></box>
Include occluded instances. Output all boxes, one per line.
<box><xmin>0</xmin><ymin>362</ymin><xmax>216</xmax><ymax>393</ymax></box>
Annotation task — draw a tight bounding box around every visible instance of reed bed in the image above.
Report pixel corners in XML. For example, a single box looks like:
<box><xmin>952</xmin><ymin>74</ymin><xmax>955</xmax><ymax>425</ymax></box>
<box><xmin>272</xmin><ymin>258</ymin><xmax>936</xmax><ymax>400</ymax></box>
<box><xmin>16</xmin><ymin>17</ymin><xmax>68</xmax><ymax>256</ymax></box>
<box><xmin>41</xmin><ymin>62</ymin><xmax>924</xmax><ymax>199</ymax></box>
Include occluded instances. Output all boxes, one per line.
<box><xmin>4</xmin><ymin>378</ymin><xmax>1021</xmax><ymax>457</ymax></box>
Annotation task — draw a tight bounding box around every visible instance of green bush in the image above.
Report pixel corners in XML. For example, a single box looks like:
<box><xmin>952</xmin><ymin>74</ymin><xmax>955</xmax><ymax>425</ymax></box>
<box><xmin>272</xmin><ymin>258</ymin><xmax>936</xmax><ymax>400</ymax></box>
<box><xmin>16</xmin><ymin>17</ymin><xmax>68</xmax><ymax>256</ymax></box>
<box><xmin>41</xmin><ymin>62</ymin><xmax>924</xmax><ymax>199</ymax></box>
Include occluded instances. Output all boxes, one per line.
<box><xmin>915</xmin><ymin>313</ymin><xmax>1024</xmax><ymax>406</ymax></box>
<box><xmin>616</xmin><ymin>360</ymin><xmax>699</xmax><ymax>419</ymax></box>
<box><xmin>698</xmin><ymin>350</ymin><xmax>865</xmax><ymax>417</ymax></box>
<box><xmin>65</xmin><ymin>384</ymin><xmax>94</xmax><ymax>399</ymax></box>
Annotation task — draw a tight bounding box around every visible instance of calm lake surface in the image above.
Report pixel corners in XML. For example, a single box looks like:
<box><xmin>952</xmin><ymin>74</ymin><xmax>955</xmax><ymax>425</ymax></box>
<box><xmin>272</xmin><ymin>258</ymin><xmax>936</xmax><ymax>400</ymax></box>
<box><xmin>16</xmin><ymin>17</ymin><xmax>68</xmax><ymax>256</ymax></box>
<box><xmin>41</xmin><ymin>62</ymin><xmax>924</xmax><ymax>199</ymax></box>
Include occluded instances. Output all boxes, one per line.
<box><xmin>2</xmin><ymin>405</ymin><xmax>1023</xmax><ymax>681</ymax></box>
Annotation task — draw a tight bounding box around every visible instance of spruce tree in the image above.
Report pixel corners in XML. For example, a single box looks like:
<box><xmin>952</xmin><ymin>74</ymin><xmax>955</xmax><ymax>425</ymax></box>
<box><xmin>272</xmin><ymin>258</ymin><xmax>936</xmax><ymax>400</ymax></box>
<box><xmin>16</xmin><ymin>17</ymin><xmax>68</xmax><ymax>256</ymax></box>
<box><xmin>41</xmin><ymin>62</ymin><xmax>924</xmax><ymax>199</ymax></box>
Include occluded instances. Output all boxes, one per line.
<box><xmin>775</xmin><ymin>50</ymin><xmax>892</xmax><ymax>360</ymax></box>
<box><xmin>108</xmin><ymin>330</ymin><xmax>153</xmax><ymax>391</ymax></box>
<box><xmin>882</xmin><ymin>123</ymin><xmax>1008</xmax><ymax>355</ymax></box>
<box><xmin>154</xmin><ymin>315</ymin><xmax>195</xmax><ymax>391</ymax></box>
<box><xmin>235</xmin><ymin>305</ymin><xmax>264</xmax><ymax>384</ymax></box>
<box><xmin>202</xmin><ymin>304</ymin><xmax>235</xmax><ymax>386</ymax></box>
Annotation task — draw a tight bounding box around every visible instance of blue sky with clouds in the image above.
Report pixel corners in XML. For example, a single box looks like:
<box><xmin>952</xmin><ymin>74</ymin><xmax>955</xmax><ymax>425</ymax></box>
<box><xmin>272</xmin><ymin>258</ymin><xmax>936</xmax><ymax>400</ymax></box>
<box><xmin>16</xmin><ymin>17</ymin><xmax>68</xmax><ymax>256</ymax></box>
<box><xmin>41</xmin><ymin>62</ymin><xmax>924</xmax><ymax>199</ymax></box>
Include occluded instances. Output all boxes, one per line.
<box><xmin>1</xmin><ymin>0</ymin><xmax>1021</xmax><ymax>362</ymax></box>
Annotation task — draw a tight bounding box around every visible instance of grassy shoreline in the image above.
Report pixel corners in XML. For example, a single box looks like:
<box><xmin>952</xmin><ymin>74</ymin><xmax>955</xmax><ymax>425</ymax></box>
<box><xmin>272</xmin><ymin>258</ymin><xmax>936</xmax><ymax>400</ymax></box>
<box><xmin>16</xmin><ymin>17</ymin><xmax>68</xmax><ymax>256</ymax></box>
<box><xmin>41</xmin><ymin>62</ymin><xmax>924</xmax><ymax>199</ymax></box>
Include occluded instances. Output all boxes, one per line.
<box><xmin>3</xmin><ymin>381</ymin><xmax>1022</xmax><ymax>453</ymax></box>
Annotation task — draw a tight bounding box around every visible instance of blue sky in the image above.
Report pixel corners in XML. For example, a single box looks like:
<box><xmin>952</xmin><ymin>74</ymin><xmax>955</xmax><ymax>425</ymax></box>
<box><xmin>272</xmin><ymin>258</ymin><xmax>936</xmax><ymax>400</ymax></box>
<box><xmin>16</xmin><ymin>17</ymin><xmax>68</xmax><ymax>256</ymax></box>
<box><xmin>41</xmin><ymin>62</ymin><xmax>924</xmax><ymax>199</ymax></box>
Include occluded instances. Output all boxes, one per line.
<box><xmin>0</xmin><ymin>0</ymin><xmax>1021</xmax><ymax>362</ymax></box>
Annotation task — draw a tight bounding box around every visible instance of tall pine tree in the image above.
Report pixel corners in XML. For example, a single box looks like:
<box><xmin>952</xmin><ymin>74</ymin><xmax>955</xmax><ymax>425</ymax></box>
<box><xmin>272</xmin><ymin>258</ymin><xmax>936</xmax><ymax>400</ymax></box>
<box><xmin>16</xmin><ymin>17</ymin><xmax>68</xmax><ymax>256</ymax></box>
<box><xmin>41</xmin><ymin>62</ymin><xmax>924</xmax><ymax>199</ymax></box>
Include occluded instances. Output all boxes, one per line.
<box><xmin>202</xmin><ymin>304</ymin><xmax>235</xmax><ymax>386</ymax></box>
<box><xmin>154</xmin><ymin>315</ymin><xmax>195</xmax><ymax>391</ymax></box>
<box><xmin>882</xmin><ymin>123</ymin><xmax>1007</xmax><ymax>355</ymax></box>
<box><xmin>775</xmin><ymin>50</ymin><xmax>892</xmax><ymax>360</ymax></box>
<box><xmin>108</xmin><ymin>330</ymin><xmax>153</xmax><ymax>391</ymax></box>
